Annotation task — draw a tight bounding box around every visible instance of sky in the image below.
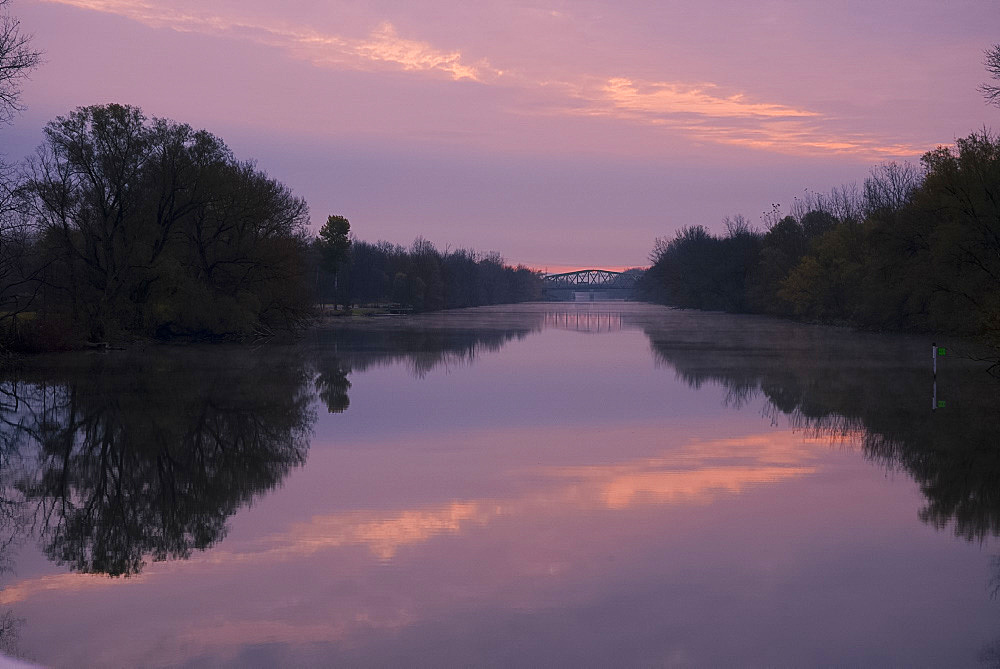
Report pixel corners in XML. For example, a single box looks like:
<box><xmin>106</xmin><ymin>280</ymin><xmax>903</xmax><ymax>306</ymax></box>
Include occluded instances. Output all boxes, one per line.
<box><xmin>3</xmin><ymin>0</ymin><xmax>999</xmax><ymax>270</ymax></box>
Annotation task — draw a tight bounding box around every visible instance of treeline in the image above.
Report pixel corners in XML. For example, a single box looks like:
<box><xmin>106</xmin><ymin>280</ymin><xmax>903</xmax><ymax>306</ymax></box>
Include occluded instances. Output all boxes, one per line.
<box><xmin>640</xmin><ymin>130</ymin><xmax>1000</xmax><ymax>342</ymax></box>
<box><xmin>315</xmin><ymin>236</ymin><xmax>543</xmax><ymax>312</ymax></box>
<box><xmin>2</xmin><ymin>104</ymin><xmax>314</xmax><ymax>349</ymax></box>
<box><xmin>0</xmin><ymin>103</ymin><xmax>543</xmax><ymax>353</ymax></box>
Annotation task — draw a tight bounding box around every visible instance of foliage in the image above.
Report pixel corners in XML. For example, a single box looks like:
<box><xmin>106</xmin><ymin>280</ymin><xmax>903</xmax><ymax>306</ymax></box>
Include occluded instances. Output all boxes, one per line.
<box><xmin>642</xmin><ymin>130</ymin><xmax>1000</xmax><ymax>343</ymax></box>
<box><xmin>335</xmin><ymin>237</ymin><xmax>543</xmax><ymax>312</ymax></box>
<box><xmin>21</xmin><ymin>104</ymin><xmax>313</xmax><ymax>341</ymax></box>
<box><xmin>642</xmin><ymin>223</ymin><xmax>760</xmax><ymax>312</ymax></box>
<box><xmin>317</xmin><ymin>214</ymin><xmax>351</xmax><ymax>274</ymax></box>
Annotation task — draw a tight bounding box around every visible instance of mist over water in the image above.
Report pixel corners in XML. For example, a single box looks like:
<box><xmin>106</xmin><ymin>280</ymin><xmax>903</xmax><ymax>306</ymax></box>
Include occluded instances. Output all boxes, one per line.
<box><xmin>1</xmin><ymin>303</ymin><xmax>999</xmax><ymax>667</ymax></box>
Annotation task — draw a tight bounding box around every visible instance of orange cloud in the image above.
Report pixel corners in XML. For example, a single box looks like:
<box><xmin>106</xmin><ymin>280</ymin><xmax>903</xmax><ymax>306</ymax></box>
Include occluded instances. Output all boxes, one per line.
<box><xmin>40</xmin><ymin>0</ymin><xmax>498</xmax><ymax>82</ymax></box>
<box><xmin>40</xmin><ymin>0</ymin><xmax>930</xmax><ymax>159</ymax></box>
<box><xmin>600</xmin><ymin>77</ymin><xmax>819</xmax><ymax>120</ymax></box>
<box><xmin>543</xmin><ymin>77</ymin><xmax>926</xmax><ymax>160</ymax></box>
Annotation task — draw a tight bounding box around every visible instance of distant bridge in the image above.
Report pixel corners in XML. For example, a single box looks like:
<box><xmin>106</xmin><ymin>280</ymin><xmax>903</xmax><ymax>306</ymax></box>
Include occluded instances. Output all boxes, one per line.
<box><xmin>542</xmin><ymin>269</ymin><xmax>641</xmax><ymax>301</ymax></box>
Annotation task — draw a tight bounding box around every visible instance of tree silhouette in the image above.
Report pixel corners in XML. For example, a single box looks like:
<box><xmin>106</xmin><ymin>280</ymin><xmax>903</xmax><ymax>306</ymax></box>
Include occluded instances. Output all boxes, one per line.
<box><xmin>25</xmin><ymin>104</ymin><xmax>314</xmax><ymax>341</ymax></box>
<box><xmin>644</xmin><ymin>320</ymin><xmax>1000</xmax><ymax>541</ymax></box>
<box><xmin>983</xmin><ymin>44</ymin><xmax>1000</xmax><ymax>107</ymax></box>
<box><xmin>0</xmin><ymin>0</ymin><xmax>40</xmax><ymax>125</ymax></box>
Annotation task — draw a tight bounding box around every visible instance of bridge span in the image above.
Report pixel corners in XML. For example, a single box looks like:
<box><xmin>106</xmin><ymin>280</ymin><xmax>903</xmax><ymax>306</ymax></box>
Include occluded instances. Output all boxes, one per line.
<box><xmin>542</xmin><ymin>269</ymin><xmax>642</xmax><ymax>301</ymax></box>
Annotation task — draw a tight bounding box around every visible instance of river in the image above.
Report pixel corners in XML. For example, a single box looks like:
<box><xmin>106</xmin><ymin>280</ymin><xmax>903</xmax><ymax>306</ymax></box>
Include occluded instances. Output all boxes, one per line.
<box><xmin>1</xmin><ymin>302</ymin><xmax>999</xmax><ymax>667</ymax></box>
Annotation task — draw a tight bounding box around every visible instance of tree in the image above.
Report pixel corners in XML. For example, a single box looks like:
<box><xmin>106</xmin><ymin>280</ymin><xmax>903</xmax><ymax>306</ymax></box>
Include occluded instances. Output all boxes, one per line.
<box><xmin>25</xmin><ymin>104</ymin><xmax>313</xmax><ymax>340</ymax></box>
<box><xmin>913</xmin><ymin>131</ymin><xmax>1000</xmax><ymax>337</ymax></box>
<box><xmin>317</xmin><ymin>214</ymin><xmax>350</xmax><ymax>274</ymax></box>
<box><xmin>0</xmin><ymin>0</ymin><xmax>40</xmax><ymax>353</ymax></box>
<box><xmin>340</xmin><ymin>237</ymin><xmax>541</xmax><ymax>312</ymax></box>
<box><xmin>642</xmin><ymin>224</ymin><xmax>762</xmax><ymax>312</ymax></box>
<box><xmin>315</xmin><ymin>214</ymin><xmax>351</xmax><ymax>308</ymax></box>
<box><xmin>0</xmin><ymin>161</ymin><xmax>42</xmax><ymax>341</ymax></box>
<box><xmin>748</xmin><ymin>215</ymin><xmax>806</xmax><ymax>313</ymax></box>
<box><xmin>983</xmin><ymin>44</ymin><xmax>1000</xmax><ymax>107</ymax></box>
<box><xmin>0</xmin><ymin>0</ymin><xmax>40</xmax><ymax>125</ymax></box>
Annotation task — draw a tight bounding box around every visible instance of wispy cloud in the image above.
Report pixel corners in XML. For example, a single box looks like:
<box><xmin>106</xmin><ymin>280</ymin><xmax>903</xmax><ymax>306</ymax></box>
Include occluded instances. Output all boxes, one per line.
<box><xmin>40</xmin><ymin>0</ymin><xmax>924</xmax><ymax>159</ymax></box>
<box><xmin>669</xmin><ymin>118</ymin><xmax>928</xmax><ymax>158</ymax></box>
<box><xmin>600</xmin><ymin>77</ymin><xmax>819</xmax><ymax>120</ymax></box>
<box><xmin>40</xmin><ymin>0</ymin><xmax>499</xmax><ymax>82</ymax></box>
<box><xmin>548</xmin><ymin>76</ymin><xmax>924</xmax><ymax>158</ymax></box>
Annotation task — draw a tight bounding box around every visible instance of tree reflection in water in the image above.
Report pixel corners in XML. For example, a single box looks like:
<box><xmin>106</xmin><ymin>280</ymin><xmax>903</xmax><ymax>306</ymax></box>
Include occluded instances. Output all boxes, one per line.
<box><xmin>0</xmin><ymin>308</ymin><xmax>997</xmax><ymax>662</ymax></box>
<box><xmin>639</xmin><ymin>318</ymin><xmax>1000</xmax><ymax>666</ymax></box>
<box><xmin>308</xmin><ymin>322</ymin><xmax>540</xmax><ymax>379</ymax></box>
<box><xmin>643</xmin><ymin>324</ymin><xmax>1000</xmax><ymax>541</ymax></box>
<box><xmin>0</xmin><ymin>321</ymin><xmax>540</xmax><ymax>578</ymax></box>
<box><xmin>0</xmin><ymin>349</ymin><xmax>315</xmax><ymax>577</ymax></box>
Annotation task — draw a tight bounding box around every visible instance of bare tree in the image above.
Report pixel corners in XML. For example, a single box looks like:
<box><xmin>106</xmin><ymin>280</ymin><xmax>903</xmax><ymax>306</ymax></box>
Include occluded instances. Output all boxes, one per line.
<box><xmin>0</xmin><ymin>1</ymin><xmax>41</xmax><ymax>353</ymax></box>
<box><xmin>723</xmin><ymin>213</ymin><xmax>755</xmax><ymax>237</ymax></box>
<box><xmin>983</xmin><ymin>44</ymin><xmax>1000</xmax><ymax>107</ymax></box>
<box><xmin>0</xmin><ymin>0</ymin><xmax>40</xmax><ymax>125</ymax></box>
<box><xmin>863</xmin><ymin>161</ymin><xmax>920</xmax><ymax>219</ymax></box>
<box><xmin>0</xmin><ymin>165</ymin><xmax>42</xmax><ymax>335</ymax></box>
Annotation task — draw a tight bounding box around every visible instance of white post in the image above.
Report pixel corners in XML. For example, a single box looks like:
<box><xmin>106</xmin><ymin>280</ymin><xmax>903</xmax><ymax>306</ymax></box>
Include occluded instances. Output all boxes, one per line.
<box><xmin>932</xmin><ymin>342</ymin><xmax>938</xmax><ymax>410</ymax></box>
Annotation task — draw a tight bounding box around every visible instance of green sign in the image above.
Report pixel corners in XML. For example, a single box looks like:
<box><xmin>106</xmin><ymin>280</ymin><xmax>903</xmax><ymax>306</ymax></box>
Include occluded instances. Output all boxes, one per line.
<box><xmin>937</xmin><ymin>347</ymin><xmax>947</xmax><ymax>355</ymax></box>
<box><xmin>937</xmin><ymin>400</ymin><xmax>947</xmax><ymax>408</ymax></box>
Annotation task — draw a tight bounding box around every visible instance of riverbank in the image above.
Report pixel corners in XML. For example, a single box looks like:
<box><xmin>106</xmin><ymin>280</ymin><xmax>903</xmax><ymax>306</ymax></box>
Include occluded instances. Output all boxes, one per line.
<box><xmin>4</xmin><ymin>302</ymin><xmax>998</xmax><ymax>379</ymax></box>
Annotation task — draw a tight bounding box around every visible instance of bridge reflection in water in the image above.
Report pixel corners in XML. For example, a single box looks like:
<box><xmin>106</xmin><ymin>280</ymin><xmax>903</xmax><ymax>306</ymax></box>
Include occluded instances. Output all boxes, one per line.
<box><xmin>542</xmin><ymin>269</ymin><xmax>640</xmax><ymax>301</ymax></box>
<box><xmin>543</xmin><ymin>310</ymin><xmax>625</xmax><ymax>333</ymax></box>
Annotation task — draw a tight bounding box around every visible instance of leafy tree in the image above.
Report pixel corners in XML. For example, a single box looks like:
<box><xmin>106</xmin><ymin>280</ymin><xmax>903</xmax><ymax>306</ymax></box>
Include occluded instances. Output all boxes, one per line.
<box><xmin>800</xmin><ymin>210</ymin><xmax>836</xmax><ymax>240</ymax></box>
<box><xmin>317</xmin><ymin>214</ymin><xmax>351</xmax><ymax>274</ymax></box>
<box><xmin>748</xmin><ymin>216</ymin><xmax>806</xmax><ymax>313</ymax></box>
<box><xmin>641</xmin><ymin>224</ymin><xmax>761</xmax><ymax>312</ymax></box>
<box><xmin>914</xmin><ymin>131</ymin><xmax>1000</xmax><ymax>338</ymax></box>
<box><xmin>779</xmin><ymin>223</ymin><xmax>865</xmax><ymax>321</ymax></box>
<box><xmin>25</xmin><ymin>104</ymin><xmax>312</xmax><ymax>340</ymax></box>
<box><xmin>339</xmin><ymin>237</ymin><xmax>541</xmax><ymax>312</ymax></box>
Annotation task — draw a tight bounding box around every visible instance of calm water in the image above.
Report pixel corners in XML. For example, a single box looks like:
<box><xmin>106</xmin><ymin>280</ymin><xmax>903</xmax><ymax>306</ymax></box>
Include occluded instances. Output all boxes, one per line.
<box><xmin>1</xmin><ymin>302</ymin><xmax>1000</xmax><ymax>667</ymax></box>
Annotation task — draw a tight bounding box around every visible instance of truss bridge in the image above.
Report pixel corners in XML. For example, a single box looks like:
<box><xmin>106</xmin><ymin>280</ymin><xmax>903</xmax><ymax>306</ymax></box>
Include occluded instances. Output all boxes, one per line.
<box><xmin>542</xmin><ymin>269</ymin><xmax>641</xmax><ymax>301</ymax></box>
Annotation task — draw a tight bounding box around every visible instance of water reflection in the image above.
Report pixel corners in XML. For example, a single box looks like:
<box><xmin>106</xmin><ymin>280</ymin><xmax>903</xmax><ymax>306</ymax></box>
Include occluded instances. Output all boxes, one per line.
<box><xmin>0</xmin><ymin>550</ymin><xmax>20</xmax><ymax>658</ymax></box>
<box><xmin>0</xmin><ymin>321</ymin><xmax>546</xmax><ymax>577</ymax></box>
<box><xmin>542</xmin><ymin>310</ymin><xmax>626</xmax><ymax>333</ymax></box>
<box><xmin>314</xmin><ymin>356</ymin><xmax>352</xmax><ymax>414</ymax></box>
<box><xmin>4</xmin><ymin>309</ymin><xmax>999</xmax><ymax>580</ymax></box>
<box><xmin>642</xmin><ymin>322</ymin><xmax>1000</xmax><ymax>541</ymax></box>
<box><xmin>0</xmin><ymin>427</ymin><xmax>830</xmax><ymax>658</ymax></box>
<box><xmin>308</xmin><ymin>318</ymin><xmax>541</xmax><ymax>378</ymax></box>
<box><xmin>0</xmin><ymin>350</ymin><xmax>315</xmax><ymax>576</ymax></box>
<box><xmin>1</xmin><ymin>304</ymin><xmax>1000</xmax><ymax>666</ymax></box>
